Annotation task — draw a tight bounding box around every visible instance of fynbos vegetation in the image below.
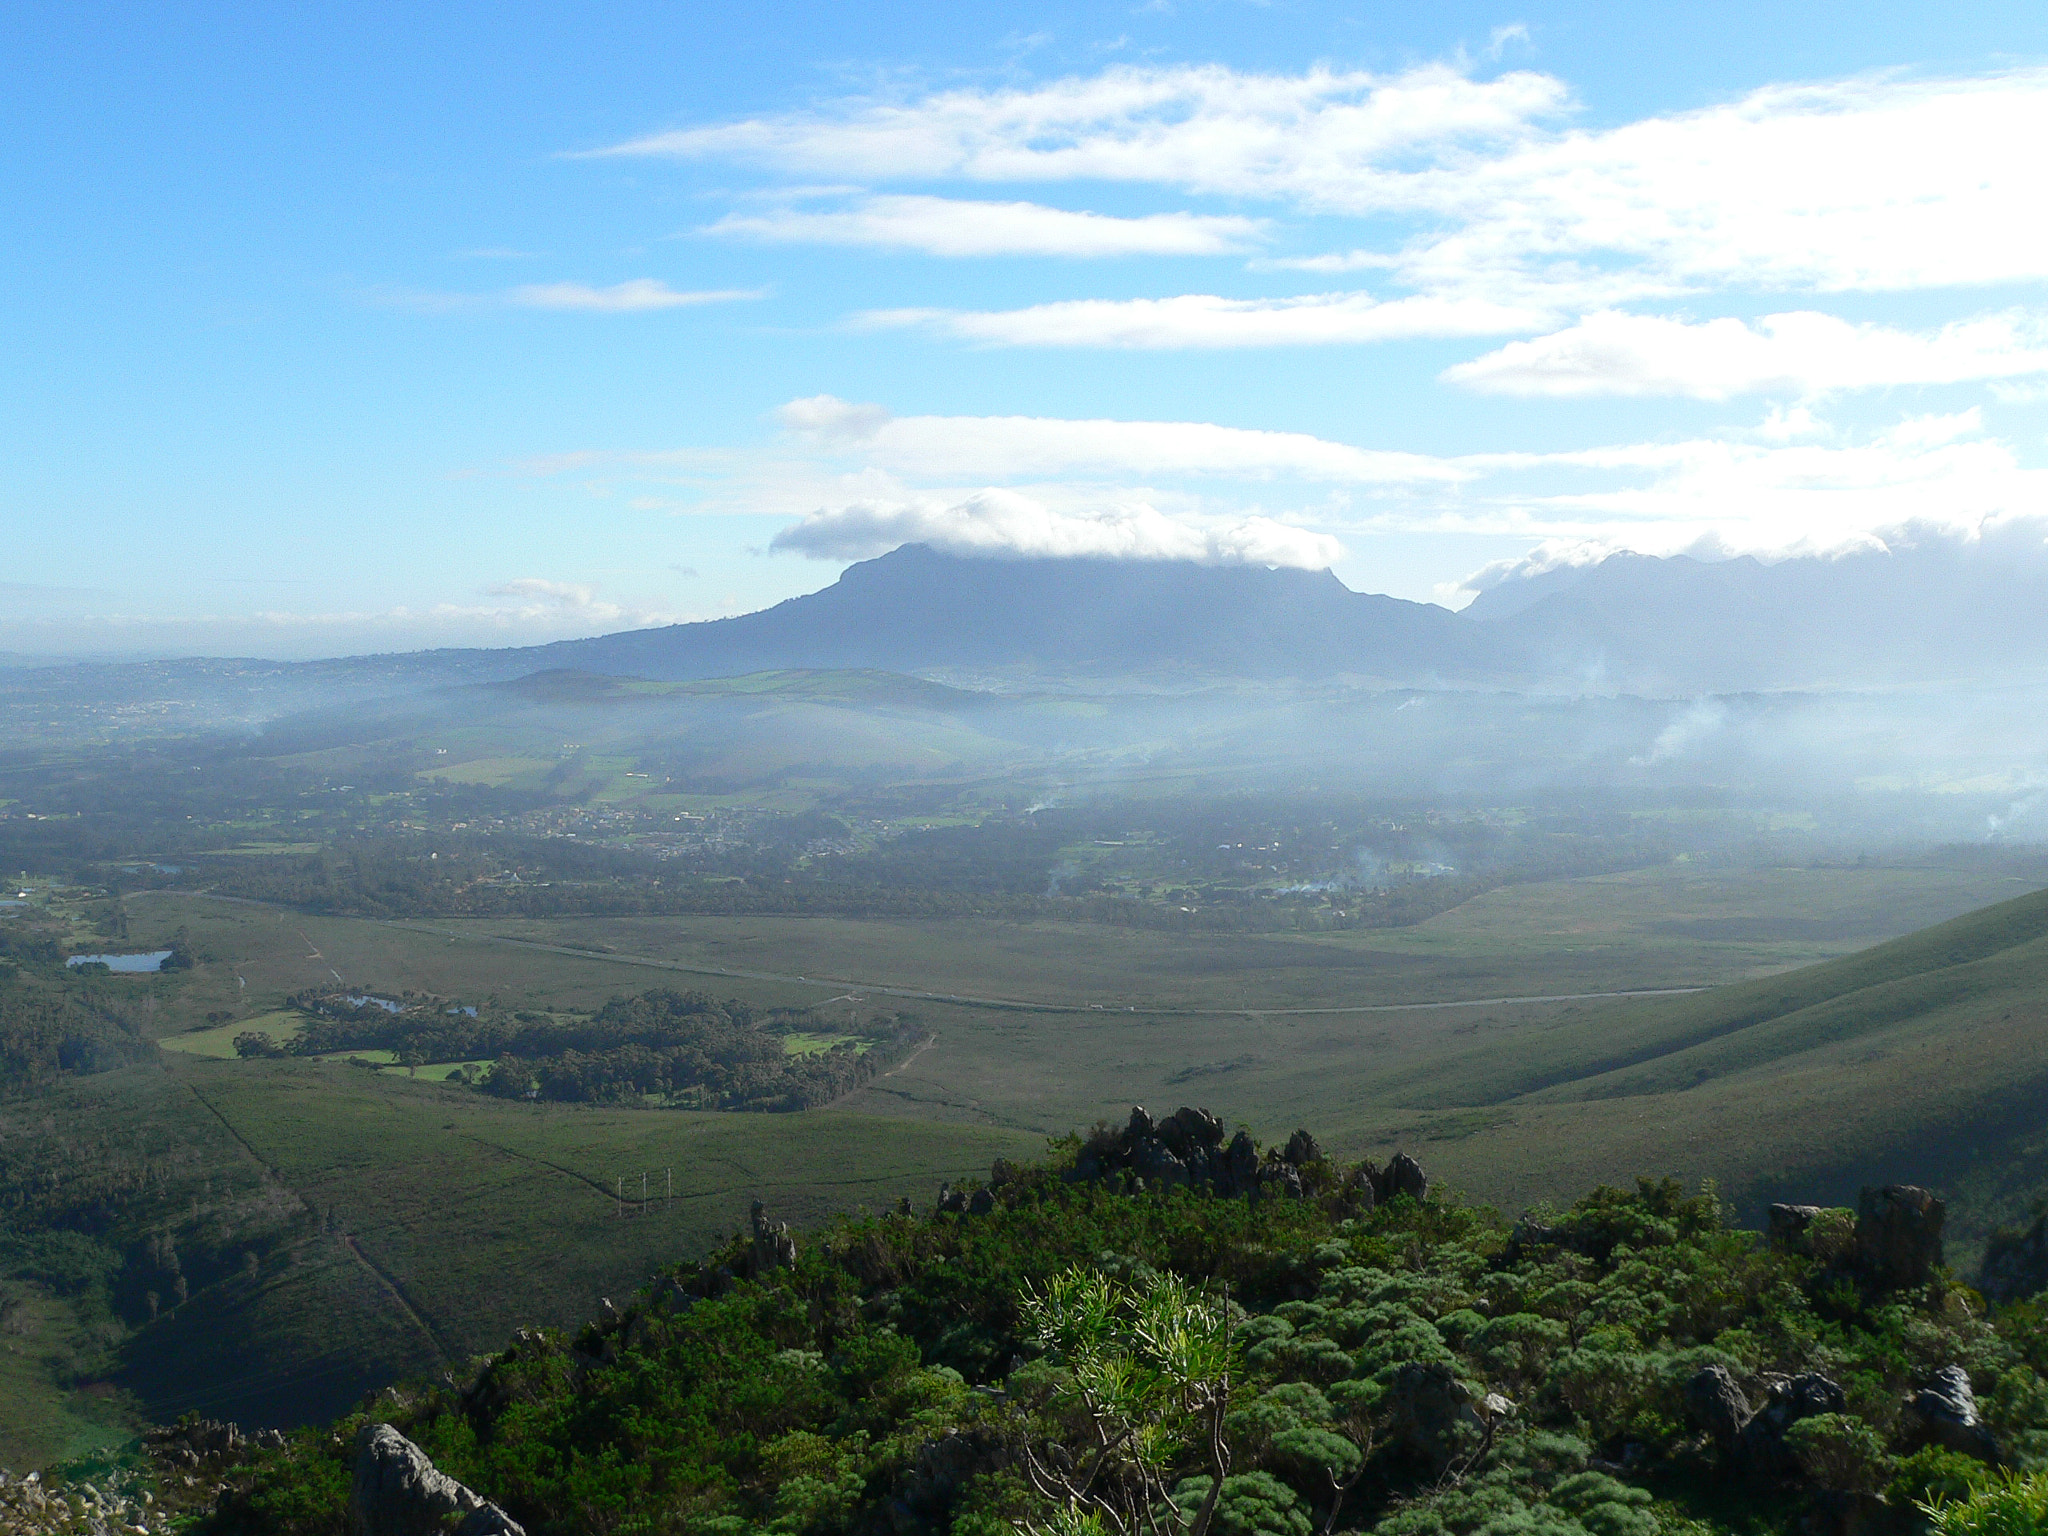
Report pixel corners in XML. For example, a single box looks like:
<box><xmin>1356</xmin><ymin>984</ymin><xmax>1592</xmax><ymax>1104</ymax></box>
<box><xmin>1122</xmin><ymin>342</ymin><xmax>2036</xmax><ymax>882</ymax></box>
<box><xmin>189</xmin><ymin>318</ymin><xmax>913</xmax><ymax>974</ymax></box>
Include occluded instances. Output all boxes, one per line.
<box><xmin>184</xmin><ymin>1116</ymin><xmax>2048</xmax><ymax>1536</ymax></box>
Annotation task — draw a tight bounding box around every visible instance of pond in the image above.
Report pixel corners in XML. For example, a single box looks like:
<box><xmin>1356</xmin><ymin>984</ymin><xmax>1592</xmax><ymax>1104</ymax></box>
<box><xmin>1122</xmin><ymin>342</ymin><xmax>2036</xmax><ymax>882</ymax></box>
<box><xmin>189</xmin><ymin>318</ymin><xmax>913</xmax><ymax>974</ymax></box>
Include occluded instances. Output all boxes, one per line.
<box><xmin>67</xmin><ymin>950</ymin><xmax>174</xmax><ymax>973</ymax></box>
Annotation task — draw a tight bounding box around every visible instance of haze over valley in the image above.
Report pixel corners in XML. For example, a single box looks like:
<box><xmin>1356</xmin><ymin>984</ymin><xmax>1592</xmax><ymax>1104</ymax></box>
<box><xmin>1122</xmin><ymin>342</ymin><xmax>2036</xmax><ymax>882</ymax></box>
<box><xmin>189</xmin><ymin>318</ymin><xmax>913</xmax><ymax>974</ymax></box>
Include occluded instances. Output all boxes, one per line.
<box><xmin>9</xmin><ymin>6</ymin><xmax>2048</xmax><ymax>1533</ymax></box>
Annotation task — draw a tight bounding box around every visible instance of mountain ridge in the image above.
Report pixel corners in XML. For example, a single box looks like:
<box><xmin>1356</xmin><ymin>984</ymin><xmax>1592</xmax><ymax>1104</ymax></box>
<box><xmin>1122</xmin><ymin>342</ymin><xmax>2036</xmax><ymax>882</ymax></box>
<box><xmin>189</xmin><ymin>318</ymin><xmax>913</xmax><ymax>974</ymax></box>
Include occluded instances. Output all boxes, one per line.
<box><xmin>14</xmin><ymin>536</ymin><xmax>2048</xmax><ymax>709</ymax></box>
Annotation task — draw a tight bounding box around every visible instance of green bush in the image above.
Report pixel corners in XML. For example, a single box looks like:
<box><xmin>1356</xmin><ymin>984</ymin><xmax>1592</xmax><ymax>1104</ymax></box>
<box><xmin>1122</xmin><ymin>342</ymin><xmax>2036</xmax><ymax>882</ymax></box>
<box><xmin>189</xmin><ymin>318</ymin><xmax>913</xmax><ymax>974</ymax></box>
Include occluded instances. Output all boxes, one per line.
<box><xmin>174</xmin><ymin>1141</ymin><xmax>2048</xmax><ymax>1536</ymax></box>
<box><xmin>1785</xmin><ymin>1412</ymin><xmax>1893</xmax><ymax>1496</ymax></box>
<box><xmin>1923</xmin><ymin>1468</ymin><xmax>2048</xmax><ymax>1535</ymax></box>
<box><xmin>1892</xmin><ymin>1445</ymin><xmax>1992</xmax><ymax>1510</ymax></box>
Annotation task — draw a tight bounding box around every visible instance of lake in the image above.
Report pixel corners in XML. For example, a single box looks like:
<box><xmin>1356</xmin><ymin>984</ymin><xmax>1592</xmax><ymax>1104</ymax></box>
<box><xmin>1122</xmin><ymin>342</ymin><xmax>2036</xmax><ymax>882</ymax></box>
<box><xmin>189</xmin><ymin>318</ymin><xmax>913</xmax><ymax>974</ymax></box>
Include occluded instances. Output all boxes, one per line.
<box><xmin>66</xmin><ymin>950</ymin><xmax>174</xmax><ymax>973</ymax></box>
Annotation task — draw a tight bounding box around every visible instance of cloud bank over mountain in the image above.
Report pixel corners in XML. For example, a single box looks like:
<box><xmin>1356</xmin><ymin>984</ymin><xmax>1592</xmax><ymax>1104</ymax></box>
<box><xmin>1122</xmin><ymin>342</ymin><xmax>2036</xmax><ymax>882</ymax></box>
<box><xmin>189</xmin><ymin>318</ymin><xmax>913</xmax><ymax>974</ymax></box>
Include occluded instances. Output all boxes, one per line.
<box><xmin>768</xmin><ymin>488</ymin><xmax>1343</xmax><ymax>568</ymax></box>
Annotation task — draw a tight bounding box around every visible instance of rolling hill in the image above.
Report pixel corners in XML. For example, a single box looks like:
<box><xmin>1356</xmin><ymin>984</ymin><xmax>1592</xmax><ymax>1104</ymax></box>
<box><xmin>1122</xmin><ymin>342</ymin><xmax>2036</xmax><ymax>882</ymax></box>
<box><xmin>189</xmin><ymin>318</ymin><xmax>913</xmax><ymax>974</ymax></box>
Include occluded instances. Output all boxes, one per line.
<box><xmin>1309</xmin><ymin>883</ymin><xmax>2048</xmax><ymax>1254</ymax></box>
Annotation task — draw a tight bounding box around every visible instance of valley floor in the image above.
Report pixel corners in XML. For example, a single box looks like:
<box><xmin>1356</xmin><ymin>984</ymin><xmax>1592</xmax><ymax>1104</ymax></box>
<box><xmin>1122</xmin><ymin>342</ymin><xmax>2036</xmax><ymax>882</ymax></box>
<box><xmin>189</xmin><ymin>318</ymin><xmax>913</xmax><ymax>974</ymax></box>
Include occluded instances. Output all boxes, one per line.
<box><xmin>5</xmin><ymin>857</ymin><xmax>2044</xmax><ymax>1469</ymax></box>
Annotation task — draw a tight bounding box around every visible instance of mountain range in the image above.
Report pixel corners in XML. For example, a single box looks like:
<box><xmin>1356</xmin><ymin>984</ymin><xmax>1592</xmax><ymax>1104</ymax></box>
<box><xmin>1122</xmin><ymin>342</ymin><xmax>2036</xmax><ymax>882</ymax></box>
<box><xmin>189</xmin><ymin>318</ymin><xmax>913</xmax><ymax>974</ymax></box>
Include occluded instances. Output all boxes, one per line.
<box><xmin>11</xmin><ymin>535</ymin><xmax>2048</xmax><ymax>720</ymax></box>
<box><xmin>517</xmin><ymin>533</ymin><xmax>2048</xmax><ymax>695</ymax></box>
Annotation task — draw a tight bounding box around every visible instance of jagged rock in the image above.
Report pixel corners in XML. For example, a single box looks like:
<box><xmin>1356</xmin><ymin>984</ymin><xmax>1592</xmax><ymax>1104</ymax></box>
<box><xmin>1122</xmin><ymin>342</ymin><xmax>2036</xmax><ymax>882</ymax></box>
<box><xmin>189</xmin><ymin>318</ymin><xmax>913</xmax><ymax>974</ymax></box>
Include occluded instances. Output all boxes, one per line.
<box><xmin>1855</xmin><ymin>1186</ymin><xmax>1945</xmax><ymax>1291</ymax></box>
<box><xmin>1067</xmin><ymin>1107</ymin><xmax>1397</xmax><ymax>1205</ymax></box>
<box><xmin>1904</xmin><ymin>1366</ymin><xmax>1998</xmax><ymax>1463</ymax></box>
<box><xmin>1135</xmin><ymin>1139</ymin><xmax>1192</xmax><ymax>1189</ymax></box>
<box><xmin>749</xmin><ymin>1201</ymin><xmax>799</xmax><ymax>1271</ymax></box>
<box><xmin>935</xmin><ymin>1182</ymin><xmax>968</xmax><ymax>1214</ymax></box>
<box><xmin>1685</xmin><ymin>1364</ymin><xmax>1754</xmax><ymax>1453</ymax></box>
<box><xmin>350</xmin><ymin>1423</ymin><xmax>524</xmax><ymax>1536</ymax></box>
<box><xmin>1222</xmin><ymin>1129</ymin><xmax>1259</xmax><ymax>1192</ymax></box>
<box><xmin>1740</xmin><ymin>1373</ymin><xmax>1847</xmax><ymax>1474</ymax></box>
<box><xmin>1385</xmin><ymin>1361</ymin><xmax>1478</xmax><ymax>1463</ymax></box>
<box><xmin>1282</xmin><ymin>1129</ymin><xmax>1323</xmax><ymax>1167</ymax></box>
<box><xmin>989</xmin><ymin>1158</ymin><xmax>1020</xmax><ymax>1187</ymax></box>
<box><xmin>1979</xmin><ymin>1216</ymin><xmax>2048</xmax><ymax>1302</ymax></box>
<box><xmin>1345</xmin><ymin>1163</ymin><xmax>1378</xmax><ymax>1210</ymax></box>
<box><xmin>145</xmin><ymin>1418</ymin><xmax>245</xmax><ymax>1461</ymax></box>
<box><xmin>1378</xmin><ymin>1152</ymin><xmax>1429</xmax><ymax>1205</ymax></box>
<box><xmin>1258</xmin><ymin>1158</ymin><xmax>1305</xmax><ymax>1200</ymax></box>
<box><xmin>457</xmin><ymin>1508</ymin><xmax>528</xmax><ymax>1536</ymax></box>
<box><xmin>967</xmin><ymin>1187</ymin><xmax>995</xmax><ymax>1216</ymax></box>
<box><xmin>1768</xmin><ymin>1204</ymin><xmax>1826</xmax><ymax>1252</ymax></box>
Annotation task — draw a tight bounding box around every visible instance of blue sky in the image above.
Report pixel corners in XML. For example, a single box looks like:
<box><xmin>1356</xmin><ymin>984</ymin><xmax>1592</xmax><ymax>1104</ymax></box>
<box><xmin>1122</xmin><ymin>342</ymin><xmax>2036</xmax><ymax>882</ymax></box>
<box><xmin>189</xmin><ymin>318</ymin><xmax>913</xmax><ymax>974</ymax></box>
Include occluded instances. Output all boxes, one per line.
<box><xmin>6</xmin><ymin>1</ymin><xmax>2048</xmax><ymax>658</ymax></box>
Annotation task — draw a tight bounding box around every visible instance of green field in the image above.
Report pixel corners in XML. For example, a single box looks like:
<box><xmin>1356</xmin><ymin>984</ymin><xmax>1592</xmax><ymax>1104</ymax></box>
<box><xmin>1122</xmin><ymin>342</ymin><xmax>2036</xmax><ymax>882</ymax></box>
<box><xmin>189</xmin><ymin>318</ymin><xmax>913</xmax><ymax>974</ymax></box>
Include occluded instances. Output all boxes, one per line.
<box><xmin>158</xmin><ymin>1009</ymin><xmax>303</xmax><ymax>1058</ymax></box>
<box><xmin>781</xmin><ymin>1031</ymin><xmax>867</xmax><ymax>1056</ymax></box>
<box><xmin>7</xmin><ymin>858</ymin><xmax>2046</xmax><ymax>1469</ymax></box>
<box><xmin>371</xmin><ymin>860</ymin><xmax>2043</xmax><ymax>1014</ymax></box>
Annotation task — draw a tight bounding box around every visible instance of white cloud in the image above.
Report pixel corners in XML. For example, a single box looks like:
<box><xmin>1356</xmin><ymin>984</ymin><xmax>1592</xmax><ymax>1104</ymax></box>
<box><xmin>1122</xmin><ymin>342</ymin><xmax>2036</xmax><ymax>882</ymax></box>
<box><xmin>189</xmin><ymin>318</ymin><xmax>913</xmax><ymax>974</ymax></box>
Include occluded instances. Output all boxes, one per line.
<box><xmin>1400</xmin><ymin>69</ymin><xmax>2048</xmax><ymax>301</ymax></box>
<box><xmin>770</xmin><ymin>488</ymin><xmax>1342</xmax><ymax>568</ymax></box>
<box><xmin>1444</xmin><ymin>309</ymin><xmax>2048</xmax><ymax>398</ymax></box>
<box><xmin>514</xmin><ymin>395</ymin><xmax>2048</xmax><ymax>606</ymax></box>
<box><xmin>598</xmin><ymin>63</ymin><xmax>2048</xmax><ymax>320</ymax></box>
<box><xmin>859</xmin><ymin>289</ymin><xmax>1550</xmax><ymax>348</ymax></box>
<box><xmin>1457</xmin><ymin>511</ymin><xmax>2048</xmax><ymax>614</ymax></box>
<box><xmin>589</xmin><ymin>63</ymin><xmax>1567</xmax><ymax>198</ymax></box>
<box><xmin>508</xmin><ymin>279</ymin><xmax>765</xmax><ymax>312</ymax></box>
<box><xmin>1424</xmin><ymin>413</ymin><xmax>2048</xmax><ymax>588</ymax></box>
<box><xmin>773</xmin><ymin>395</ymin><xmax>1465</xmax><ymax>483</ymax></box>
<box><xmin>707</xmin><ymin>194</ymin><xmax>1264</xmax><ymax>256</ymax></box>
<box><xmin>1249</xmin><ymin>249</ymin><xmax>1393</xmax><ymax>273</ymax></box>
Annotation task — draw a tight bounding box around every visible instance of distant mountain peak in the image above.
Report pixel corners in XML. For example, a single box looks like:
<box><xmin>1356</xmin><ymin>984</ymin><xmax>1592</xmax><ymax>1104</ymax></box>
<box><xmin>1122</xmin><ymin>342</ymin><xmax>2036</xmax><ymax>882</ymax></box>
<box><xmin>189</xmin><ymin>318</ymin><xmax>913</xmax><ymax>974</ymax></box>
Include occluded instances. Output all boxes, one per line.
<box><xmin>521</xmin><ymin>543</ymin><xmax>1475</xmax><ymax>686</ymax></box>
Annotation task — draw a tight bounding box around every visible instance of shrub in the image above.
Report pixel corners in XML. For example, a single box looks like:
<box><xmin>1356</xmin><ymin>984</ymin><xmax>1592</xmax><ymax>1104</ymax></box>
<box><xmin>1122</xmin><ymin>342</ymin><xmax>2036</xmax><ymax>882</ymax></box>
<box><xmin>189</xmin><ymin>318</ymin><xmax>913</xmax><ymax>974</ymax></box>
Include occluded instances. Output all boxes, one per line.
<box><xmin>1923</xmin><ymin>1468</ymin><xmax>2048</xmax><ymax>1535</ymax></box>
<box><xmin>1892</xmin><ymin>1445</ymin><xmax>1992</xmax><ymax>1510</ymax></box>
<box><xmin>1784</xmin><ymin>1413</ymin><xmax>1893</xmax><ymax>1497</ymax></box>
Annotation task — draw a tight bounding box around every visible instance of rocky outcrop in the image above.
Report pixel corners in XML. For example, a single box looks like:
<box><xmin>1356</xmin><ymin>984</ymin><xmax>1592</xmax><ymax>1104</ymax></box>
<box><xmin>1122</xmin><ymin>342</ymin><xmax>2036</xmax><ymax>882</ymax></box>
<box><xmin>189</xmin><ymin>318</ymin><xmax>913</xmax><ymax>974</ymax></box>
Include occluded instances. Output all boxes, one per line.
<box><xmin>350</xmin><ymin>1423</ymin><xmax>524</xmax><ymax>1536</ymax></box>
<box><xmin>144</xmin><ymin>1417</ymin><xmax>285</xmax><ymax>1469</ymax></box>
<box><xmin>1769</xmin><ymin>1204</ymin><xmax>1824</xmax><ymax>1250</ymax></box>
<box><xmin>1064</xmin><ymin>1106</ymin><xmax>1425</xmax><ymax>1208</ymax></box>
<box><xmin>1740</xmin><ymin>1373</ymin><xmax>1847</xmax><ymax>1475</ymax></box>
<box><xmin>1767</xmin><ymin>1187</ymin><xmax>1946</xmax><ymax>1292</ymax></box>
<box><xmin>1075</xmin><ymin>1106</ymin><xmax>1255</xmax><ymax>1195</ymax></box>
<box><xmin>1979</xmin><ymin>1216</ymin><xmax>2048</xmax><ymax>1303</ymax></box>
<box><xmin>1684</xmin><ymin>1365</ymin><xmax>1862</xmax><ymax>1478</ymax></box>
<box><xmin>1378</xmin><ymin>1152</ymin><xmax>1430</xmax><ymax>1205</ymax></box>
<box><xmin>1854</xmin><ymin>1186</ymin><xmax>1944</xmax><ymax>1291</ymax></box>
<box><xmin>1343</xmin><ymin>1152</ymin><xmax>1428</xmax><ymax>1211</ymax></box>
<box><xmin>749</xmin><ymin>1200</ymin><xmax>798</xmax><ymax>1272</ymax></box>
<box><xmin>1685</xmin><ymin>1364</ymin><xmax>1754</xmax><ymax>1454</ymax></box>
<box><xmin>1385</xmin><ymin>1361</ymin><xmax>1480</xmax><ymax>1463</ymax></box>
<box><xmin>1903</xmin><ymin>1366</ymin><xmax>1997</xmax><ymax>1463</ymax></box>
<box><xmin>0</xmin><ymin>1466</ymin><xmax>173</xmax><ymax>1536</ymax></box>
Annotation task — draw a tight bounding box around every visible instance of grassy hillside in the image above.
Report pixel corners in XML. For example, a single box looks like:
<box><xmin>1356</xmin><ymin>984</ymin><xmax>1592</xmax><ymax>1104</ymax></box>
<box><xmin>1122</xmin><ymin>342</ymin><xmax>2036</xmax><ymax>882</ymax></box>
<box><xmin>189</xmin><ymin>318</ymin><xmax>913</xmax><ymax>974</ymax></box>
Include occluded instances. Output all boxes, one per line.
<box><xmin>1281</xmin><ymin>887</ymin><xmax>2048</xmax><ymax>1256</ymax></box>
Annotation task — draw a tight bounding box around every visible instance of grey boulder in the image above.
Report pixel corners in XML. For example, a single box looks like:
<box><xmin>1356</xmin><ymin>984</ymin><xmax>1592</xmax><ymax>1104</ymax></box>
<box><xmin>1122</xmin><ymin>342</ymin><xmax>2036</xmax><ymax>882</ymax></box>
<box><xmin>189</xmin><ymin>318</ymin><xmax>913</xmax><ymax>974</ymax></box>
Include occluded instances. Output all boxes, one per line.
<box><xmin>351</xmin><ymin>1423</ymin><xmax>524</xmax><ymax>1536</ymax></box>
<box><xmin>1904</xmin><ymin>1366</ymin><xmax>1998</xmax><ymax>1463</ymax></box>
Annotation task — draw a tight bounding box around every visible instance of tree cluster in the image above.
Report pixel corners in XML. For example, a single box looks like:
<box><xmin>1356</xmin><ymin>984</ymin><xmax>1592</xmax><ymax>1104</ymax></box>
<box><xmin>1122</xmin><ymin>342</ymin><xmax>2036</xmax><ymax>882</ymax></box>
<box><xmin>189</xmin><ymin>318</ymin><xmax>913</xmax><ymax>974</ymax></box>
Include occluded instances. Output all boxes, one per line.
<box><xmin>275</xmin><ymin>986</ymin><xmax>922</xmax><ymax>1112</ymax></box>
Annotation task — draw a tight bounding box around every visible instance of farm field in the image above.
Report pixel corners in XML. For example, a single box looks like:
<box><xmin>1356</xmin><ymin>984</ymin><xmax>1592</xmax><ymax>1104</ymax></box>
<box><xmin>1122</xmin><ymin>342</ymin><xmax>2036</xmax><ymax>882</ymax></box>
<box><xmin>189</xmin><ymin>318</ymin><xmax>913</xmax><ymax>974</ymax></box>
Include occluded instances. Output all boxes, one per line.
<box><xmin>308</xmin><ymin>860</ymin><xmax>2046</xmax><ymax>1014</ymax></box>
